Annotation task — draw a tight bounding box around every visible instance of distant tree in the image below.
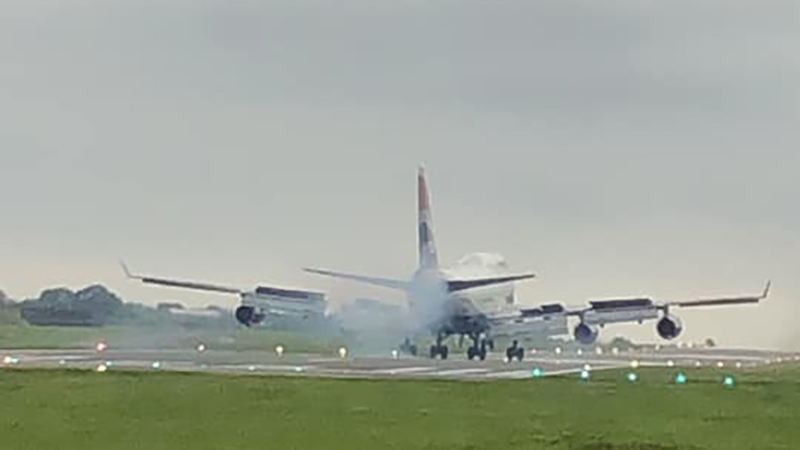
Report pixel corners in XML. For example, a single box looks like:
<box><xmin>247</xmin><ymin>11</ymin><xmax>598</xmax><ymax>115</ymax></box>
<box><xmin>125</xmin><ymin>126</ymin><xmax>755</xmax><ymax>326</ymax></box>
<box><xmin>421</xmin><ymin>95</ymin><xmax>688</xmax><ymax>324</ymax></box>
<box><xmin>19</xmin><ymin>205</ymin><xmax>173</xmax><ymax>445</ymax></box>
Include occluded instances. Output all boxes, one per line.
<box><xmin>0</xmin><ymin>289</ymin><xmax>10</xmax><ymax>305</ymax></box>
<box><xmin>21</xmin><ymin>285</ymin><xmax>124</xmax><ymax>326</ymax></box>
<box><xmin>705</xmin><ymin>337</ymin><xmax>717</xmax><ymax>348</ymax></box>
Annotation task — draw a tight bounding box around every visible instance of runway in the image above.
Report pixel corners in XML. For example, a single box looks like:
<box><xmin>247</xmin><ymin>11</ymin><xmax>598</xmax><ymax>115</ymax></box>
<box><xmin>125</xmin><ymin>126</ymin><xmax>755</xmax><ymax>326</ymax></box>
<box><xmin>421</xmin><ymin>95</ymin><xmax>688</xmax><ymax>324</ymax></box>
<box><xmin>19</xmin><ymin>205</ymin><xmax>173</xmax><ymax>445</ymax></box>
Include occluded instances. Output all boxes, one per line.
<box><xmin>2</xmin><ymin>346</ymin><xmax>796</xmax><ymax>380</ymax></box>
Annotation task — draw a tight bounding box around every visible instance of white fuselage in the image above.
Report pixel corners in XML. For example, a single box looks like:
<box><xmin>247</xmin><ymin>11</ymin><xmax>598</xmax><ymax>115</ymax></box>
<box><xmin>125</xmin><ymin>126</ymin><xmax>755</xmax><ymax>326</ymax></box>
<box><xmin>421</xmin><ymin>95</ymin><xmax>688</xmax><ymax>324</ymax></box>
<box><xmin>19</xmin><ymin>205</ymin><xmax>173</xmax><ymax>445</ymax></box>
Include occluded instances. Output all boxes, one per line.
<box><xmin>406</xmin><ymin>253</ymin><xmax>519</xmax><ymax>329</ymax></box>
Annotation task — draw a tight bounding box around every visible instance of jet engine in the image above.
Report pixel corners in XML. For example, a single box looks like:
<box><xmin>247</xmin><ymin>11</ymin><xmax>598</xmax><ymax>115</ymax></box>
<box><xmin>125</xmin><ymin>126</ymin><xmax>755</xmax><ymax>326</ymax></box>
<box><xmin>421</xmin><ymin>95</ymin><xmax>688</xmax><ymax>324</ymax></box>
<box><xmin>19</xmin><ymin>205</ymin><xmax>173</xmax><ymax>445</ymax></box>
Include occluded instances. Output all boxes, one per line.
<box><xmin>573</xmin><ymin>322</ymin><xmax>599</xmax><ymax>345</ymax></box>
<box><xmin>235</xmin><ymin>305</ymin><xmax>265</xmax><ymax>327</ymax></box>
<box><xmin>656</xmin><ymin>314</ymin><xmax>683</xmax><ymax>340</ymax></box>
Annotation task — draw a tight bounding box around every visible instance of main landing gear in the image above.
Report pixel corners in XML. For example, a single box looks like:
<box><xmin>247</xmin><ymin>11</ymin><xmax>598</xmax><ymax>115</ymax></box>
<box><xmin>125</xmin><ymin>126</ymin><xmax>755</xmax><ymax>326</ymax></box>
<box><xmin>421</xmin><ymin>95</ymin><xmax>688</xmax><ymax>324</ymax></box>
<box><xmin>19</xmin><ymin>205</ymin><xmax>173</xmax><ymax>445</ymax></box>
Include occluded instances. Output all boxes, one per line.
<box><xmin>429</xmin><ymin>333</ymin><xmax>449</xmax><ymax>360</ymax></box>
<box><xmin>466</xmin><ymin>333</ymin><xmax>488</xmax><ymax>361</ymax></box>
<box><xmin>505</xmin><ymin>340</ymin><xmax>524</xmax><ymax>362</ymax></box>
<box><xmin>400</xmin><ymin>338</ymin><xmax>418</xmax><ymax>356</ymax></box>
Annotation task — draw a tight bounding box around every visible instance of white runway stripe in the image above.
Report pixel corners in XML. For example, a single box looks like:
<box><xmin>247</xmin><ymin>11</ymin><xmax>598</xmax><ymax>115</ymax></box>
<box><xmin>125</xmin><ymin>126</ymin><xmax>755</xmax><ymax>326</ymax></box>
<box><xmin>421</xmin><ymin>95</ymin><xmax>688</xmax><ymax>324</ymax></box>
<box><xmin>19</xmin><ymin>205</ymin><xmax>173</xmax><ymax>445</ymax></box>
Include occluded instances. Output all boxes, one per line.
<box><xmin>432</xmin><ymin>368</ymin><xmax>490</xmax><ymax>377</ymax></box>
<box><xmin>370</xmin><ymin>366</ymin><xmax>436</xmax><ymax>375</ymax></box>
<box><xmin>483</xmin><ymin>370</ymin><xmax>533</xmax><ymax>379</ymax></box>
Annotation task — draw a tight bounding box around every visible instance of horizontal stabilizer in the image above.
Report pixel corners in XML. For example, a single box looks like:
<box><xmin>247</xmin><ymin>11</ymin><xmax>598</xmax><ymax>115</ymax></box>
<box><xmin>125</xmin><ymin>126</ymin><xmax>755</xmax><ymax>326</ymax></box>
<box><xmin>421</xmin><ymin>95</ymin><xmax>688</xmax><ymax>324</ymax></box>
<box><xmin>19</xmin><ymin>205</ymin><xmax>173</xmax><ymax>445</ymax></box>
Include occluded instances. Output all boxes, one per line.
<box><xmin>303</xmin><ymin>268</ymin><xmax>411</xmax><ymax>291</ymax></box>
<box><xmin>447</xmin><ymin>273</ymin><xmax>536</xmax><ymax>293</ymax></box>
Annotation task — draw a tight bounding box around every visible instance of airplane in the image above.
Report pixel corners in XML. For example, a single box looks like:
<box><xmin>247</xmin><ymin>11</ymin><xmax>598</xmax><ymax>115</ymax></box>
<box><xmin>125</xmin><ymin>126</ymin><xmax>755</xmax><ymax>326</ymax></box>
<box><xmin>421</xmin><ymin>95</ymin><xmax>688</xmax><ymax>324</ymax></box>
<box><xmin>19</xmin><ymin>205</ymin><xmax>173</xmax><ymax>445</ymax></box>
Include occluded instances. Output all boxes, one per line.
<box><xmin>305</xmin><ymin>166</ymin><xmax>538</xmax><ymax>361</ymax></box>
<box><xmin>121</xmin><ymin>263</ymin><xmax>327</xmax><ymax>325</ymax></box>
<box><xmin>305</xmin><ymin>166</ymin><xmax>769</xmax><ymax>361</ymax></box>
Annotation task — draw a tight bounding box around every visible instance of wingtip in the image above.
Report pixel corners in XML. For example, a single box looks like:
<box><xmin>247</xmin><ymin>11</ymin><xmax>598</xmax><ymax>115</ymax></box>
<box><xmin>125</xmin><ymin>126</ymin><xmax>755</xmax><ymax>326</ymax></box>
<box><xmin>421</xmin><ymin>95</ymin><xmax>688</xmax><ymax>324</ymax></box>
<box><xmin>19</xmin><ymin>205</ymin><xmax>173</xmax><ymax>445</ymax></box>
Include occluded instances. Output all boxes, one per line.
<box><xmin>763</xmin><ymin>280</ymin><xmax>772</xmax><ymax>299</ymax></box>
<box><xmin>119</xmin><ymin>261</ymin><xmax>141</xmax><ymax>280</ymax></box>
<box><xmin>119</xmin><ymin>260</ymin><xmax>131</xmax><ymax>278</ymax></box>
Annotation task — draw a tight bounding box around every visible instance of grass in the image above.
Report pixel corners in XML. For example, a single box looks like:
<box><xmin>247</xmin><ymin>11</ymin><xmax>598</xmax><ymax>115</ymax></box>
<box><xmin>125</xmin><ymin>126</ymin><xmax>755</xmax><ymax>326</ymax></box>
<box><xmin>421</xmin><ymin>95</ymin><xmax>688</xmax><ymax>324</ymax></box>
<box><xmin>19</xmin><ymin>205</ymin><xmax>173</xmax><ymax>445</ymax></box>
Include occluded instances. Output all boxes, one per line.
<box><xmin>0</xmin><ymin>365</ymin><xmax>798</xmax><ymax>450</ymax></box>
<box><xmin>0</xmin><ymin>324</ymin><xmax>347</xmax><ymax>354</ymax></box>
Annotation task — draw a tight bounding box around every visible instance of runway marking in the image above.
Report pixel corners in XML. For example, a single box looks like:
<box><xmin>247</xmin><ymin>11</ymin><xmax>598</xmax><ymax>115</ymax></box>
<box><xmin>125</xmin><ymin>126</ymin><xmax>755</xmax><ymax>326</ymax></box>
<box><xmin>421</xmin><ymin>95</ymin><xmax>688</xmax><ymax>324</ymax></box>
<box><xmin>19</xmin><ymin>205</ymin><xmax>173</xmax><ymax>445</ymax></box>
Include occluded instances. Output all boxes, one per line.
<box><xmin>540</xmin><ymin>368</ymin><xmax>592</xmax><ymax>377</ymax></box>
<box><xmin>370</xmin><ymin>366</ymin><xmax>436</xmax><ymax>375</ymax></box>
<box><xmin>483</xmin><ymin>370</ymin><xmax>534</xmax><ymax>379</ymax></box>
<box><xmin>432</xmin><ymin>368</ymin><xmax>491</xmax><ymax>377</ymax></box>
<box><xmin>639</xmin><ymin>353</ymin><xmax>768</xmax><ymax>362</ymax></box>
<box><xmin>17</xmin><ymin>355</ymin><xmax>89</xmax><ymax>362</ymax></box>
<box><xmin>216</xmin><ymin>364</ymin><xmax>311</xmax><ymax>372</ymax></box>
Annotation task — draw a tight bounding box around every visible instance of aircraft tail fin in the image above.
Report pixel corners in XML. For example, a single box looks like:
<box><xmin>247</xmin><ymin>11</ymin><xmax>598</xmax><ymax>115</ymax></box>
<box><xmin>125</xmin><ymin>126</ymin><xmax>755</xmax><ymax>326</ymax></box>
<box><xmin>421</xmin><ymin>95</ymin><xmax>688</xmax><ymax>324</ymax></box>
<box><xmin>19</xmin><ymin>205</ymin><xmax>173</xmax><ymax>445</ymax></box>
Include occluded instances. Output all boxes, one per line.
<box><xmin>418</xmin><ymin>165</ymin><xmax>439</xmax><ymax>270</ymax></box>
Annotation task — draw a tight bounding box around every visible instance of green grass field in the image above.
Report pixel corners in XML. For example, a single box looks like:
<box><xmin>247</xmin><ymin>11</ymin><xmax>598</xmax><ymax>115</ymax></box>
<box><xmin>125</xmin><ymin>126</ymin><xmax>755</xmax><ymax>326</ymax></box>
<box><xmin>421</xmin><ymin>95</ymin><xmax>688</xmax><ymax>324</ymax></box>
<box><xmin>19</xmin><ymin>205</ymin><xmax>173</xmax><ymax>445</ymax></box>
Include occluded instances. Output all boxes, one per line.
<box><xmin>1</xmin><ymin>365</ymin><xmax>797</xmax><ymax>450</ymax></box>
<box><xmin>0</xmin><ymin>324</ymin><xmax>347</xmax><ymax>354</ymax></box>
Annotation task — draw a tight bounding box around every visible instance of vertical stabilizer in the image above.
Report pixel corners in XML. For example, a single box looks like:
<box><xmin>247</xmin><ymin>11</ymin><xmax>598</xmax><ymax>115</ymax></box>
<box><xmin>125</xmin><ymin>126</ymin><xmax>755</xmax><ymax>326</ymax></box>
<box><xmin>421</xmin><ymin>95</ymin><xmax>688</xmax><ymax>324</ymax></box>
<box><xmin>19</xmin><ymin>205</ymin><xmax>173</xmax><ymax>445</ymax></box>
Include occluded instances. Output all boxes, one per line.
<box><xmin>418</xmin><ymin>166</ymin><xmax>439</xmax><ymax>270</ymax></box>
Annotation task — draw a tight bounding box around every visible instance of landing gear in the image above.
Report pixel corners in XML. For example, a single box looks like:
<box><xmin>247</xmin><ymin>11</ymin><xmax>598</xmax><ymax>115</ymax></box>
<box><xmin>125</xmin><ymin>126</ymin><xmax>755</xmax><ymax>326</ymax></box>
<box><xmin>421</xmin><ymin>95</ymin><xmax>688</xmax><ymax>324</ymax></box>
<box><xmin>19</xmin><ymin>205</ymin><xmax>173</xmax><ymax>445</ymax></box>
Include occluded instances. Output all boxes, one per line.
<box><xmin>505</xmin><ymin>340</ymin><xmax>524</xmax><ymax>362</ymax></box>
<box><xmin>466</xmin><ymin>334</ymin><xmax>488</xmax><ymax>361</ymax></box>
<box><xmin>467</xmin><ymin>344</ymin><xmax>487</xmax><ymax>361</ymax></box>
<box><xmin>400</xmin><ymin>338</ymin><xmax>418</xmax><ymax>356</ymax></box>
<box><xmin>429</xmin><ymin>333</ymin><xmax>449</xmax><ymax>360</ymax></box>
<box><xmin>430</xmin><ymin>344</ymin><xmax>449</xmax><ymax>360</ymax></box>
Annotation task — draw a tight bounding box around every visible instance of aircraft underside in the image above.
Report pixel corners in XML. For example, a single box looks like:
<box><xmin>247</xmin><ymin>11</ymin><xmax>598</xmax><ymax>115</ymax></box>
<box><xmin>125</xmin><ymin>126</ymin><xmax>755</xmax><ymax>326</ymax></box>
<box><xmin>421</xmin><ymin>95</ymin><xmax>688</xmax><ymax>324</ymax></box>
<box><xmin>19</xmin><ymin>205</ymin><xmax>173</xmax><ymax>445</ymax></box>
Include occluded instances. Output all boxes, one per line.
<box><xmin>400</xmin><ymin>312</ymin><xmax>525</xmax><ymax>362</ymax></box>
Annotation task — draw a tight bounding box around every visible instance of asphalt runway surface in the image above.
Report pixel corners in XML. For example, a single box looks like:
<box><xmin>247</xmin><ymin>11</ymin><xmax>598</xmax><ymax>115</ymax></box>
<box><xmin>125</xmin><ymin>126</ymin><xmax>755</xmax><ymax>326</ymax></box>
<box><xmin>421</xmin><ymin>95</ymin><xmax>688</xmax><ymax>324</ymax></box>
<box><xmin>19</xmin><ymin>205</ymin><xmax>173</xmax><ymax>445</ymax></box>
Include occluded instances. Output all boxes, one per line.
<box><xmin>2</xmin><ymin>346</ymin><xmax>797</xmax><ymax>380</ymax></box>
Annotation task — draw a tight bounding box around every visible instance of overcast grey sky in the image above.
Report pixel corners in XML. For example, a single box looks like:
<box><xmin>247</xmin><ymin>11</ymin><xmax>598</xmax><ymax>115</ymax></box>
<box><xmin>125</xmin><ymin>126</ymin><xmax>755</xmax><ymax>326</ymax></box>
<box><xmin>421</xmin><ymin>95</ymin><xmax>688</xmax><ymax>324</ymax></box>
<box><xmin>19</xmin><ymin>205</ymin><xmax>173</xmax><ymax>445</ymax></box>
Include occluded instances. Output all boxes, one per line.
<box><xmin>1</xmin><ymin>0</ymin><xmax>798</xmax><ymax>349</ymax></box>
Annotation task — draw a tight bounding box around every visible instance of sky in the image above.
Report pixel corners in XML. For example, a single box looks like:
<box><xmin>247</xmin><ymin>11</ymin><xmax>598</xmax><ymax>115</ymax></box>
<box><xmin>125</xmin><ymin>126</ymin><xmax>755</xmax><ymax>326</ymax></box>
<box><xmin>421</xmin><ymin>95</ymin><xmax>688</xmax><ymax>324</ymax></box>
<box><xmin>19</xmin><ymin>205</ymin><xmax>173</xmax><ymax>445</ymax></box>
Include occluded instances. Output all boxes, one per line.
<box><xmin>1</xmin><ymin>0</ymin><xmax>798</xmax><ymax>349</ymax></box>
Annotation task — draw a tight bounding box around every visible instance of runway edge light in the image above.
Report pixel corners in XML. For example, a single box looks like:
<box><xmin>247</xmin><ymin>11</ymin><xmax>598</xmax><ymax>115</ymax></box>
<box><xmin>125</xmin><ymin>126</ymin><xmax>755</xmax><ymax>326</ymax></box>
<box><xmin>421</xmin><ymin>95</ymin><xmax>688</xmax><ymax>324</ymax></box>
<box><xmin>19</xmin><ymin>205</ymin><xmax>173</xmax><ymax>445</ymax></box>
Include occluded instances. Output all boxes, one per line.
<box><xmin>531</xmin><ymin>367</ymin><xmax>544</xmax><ymax>378</ymax></box>
<box><xmin>675</xmin><ymin>372</ymin><xmax>688</xmax><ymax>385</ymax></box>
<box><xmin>723</xmin><ymin>375</ymin><xmax>735</xmax><ymax>388</ymax></box>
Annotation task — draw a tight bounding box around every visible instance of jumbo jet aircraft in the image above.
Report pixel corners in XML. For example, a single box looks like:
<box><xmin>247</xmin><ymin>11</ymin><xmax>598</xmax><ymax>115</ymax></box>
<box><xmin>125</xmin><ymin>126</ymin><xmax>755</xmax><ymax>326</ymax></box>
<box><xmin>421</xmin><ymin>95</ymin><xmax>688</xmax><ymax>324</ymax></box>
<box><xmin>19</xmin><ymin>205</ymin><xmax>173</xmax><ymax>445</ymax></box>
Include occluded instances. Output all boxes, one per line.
<box><xmin>305</xmin><ymin>167</ymin><xmax>769</xmax><ymax>361</ymax></box>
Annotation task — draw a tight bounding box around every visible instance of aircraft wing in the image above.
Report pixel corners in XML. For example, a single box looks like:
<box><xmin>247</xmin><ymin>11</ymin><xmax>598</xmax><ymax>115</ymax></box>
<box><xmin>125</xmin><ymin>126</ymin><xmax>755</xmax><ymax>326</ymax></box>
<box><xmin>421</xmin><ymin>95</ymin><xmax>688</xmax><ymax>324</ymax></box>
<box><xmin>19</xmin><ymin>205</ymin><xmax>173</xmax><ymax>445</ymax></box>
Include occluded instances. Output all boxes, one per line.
<box><xmin>666</xmin><ymin>280</ymin><xmax>771</xmax><ymax>309</ymax></box>
<box><xmin>303</xmin><ymin>268</ymin><xmax>411</xmax><ymax>291</ymax></box>
<box><xmin>121</xmin><ymin>262</ymin><xmax>243</xmax><ymax>295</ymax></box>
<box><xmin>447</xmin><ymin>273</ymin><xmax>536</xmax><ymax>293</ymax></box>
<box><xmin>486</xmin><ymin>281</ymin><xmax>770</xmax><ymax>330</ymax></box>
<box><xmin>560</xmin><ymin>281</ymin><xmax>771</xmax><ymax>315</ymax></box>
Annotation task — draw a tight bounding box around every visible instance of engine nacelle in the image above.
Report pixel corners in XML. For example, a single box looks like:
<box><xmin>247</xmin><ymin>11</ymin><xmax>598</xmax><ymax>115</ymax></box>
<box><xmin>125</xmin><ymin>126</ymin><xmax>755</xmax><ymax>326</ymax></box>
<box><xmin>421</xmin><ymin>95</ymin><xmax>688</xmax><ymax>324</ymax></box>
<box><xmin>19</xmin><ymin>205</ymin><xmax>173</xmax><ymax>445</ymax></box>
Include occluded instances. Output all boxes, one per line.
<box><xmin>573</xmin><ymin>322</ymin><xmax>599</xmax><ymax>345</ymax></box>
<box><xmin>656</xmin><ymin>314</ymin><xmax>683</xmax><ymax>340</ymax></box>
<box><xmin>235</xmin><ymin>305</ymin><xmax>265</xmax><ymax>327</ymax></box>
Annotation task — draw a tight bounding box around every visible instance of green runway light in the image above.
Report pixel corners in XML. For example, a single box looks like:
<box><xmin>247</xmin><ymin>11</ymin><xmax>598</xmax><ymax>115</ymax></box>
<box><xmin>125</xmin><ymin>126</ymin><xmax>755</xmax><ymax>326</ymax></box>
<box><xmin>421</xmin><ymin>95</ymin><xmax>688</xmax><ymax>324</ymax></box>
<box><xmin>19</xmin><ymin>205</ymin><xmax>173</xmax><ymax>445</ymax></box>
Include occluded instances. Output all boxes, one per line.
<box><xmin>627</xmin><ymin>372</ymin><xmax>638</xmax><ymax>383</ymax></box>
<box><xmin>531</xmin><ymin>367</ymin><xmax>544</xmax><ymax>378</ymax></box>
<box><xmin>580</xmin><ymin>370</ymin><xmax>591</xmax><ymax>381</ymax></box>
<box><xmin>723</xmin><ymin>375</ymin><xmax>735</xmax><ymax>388</ymax></box>
<box><xmin>675</xmin><ymin>372</ymin><xmax>688</xmax><ymax>385</ymax></box>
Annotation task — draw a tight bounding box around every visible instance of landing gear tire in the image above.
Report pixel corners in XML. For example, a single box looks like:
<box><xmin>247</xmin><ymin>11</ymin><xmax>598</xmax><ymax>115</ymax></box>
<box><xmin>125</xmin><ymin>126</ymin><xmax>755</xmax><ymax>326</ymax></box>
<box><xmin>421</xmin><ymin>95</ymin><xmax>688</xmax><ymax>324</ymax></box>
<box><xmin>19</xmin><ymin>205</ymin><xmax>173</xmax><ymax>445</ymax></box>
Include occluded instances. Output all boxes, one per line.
<box><xmin>506</xmin><ymin>340</ymin><xmax>525</xmax><ymax>362</ymax></box>
<box><xmin>506</xmin><ymin>347</ymin><xmax>524</xmax><ymax>362</ymax></box>
<box><xmin>400</xmin><ymin>339</ymin><xmax>418</xmax><ymax>356</ymax></box>
<box><xmin>429</xmin><ymin>344</ymin><xmax>449</xmax><ymax>360</ymax></box>
<box><xmin>467</xmin><ymin>343</ymin><xmax>488</xmax><ymax>361</ymax></box>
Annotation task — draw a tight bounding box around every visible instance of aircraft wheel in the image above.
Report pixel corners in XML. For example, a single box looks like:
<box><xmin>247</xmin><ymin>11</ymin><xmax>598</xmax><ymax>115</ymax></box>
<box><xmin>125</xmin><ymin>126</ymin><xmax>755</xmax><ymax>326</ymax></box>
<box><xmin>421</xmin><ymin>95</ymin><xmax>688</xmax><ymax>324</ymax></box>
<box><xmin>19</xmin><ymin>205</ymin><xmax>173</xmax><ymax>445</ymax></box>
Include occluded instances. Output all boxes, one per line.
<box><xmin>430</xmin><ymin>345</ymin><xmax>448</xmax><ymax>359</ymax></box>
<box><xmin>401</xmin><ymin>340</ymin><xmax>418</xmax><ymax>356</ymax></box>
<box><xmin>467</xmin><ymin>347</ymin><xmax>477</xmax><ymax>361</ymax></box>
<box><xmin>506</xmin><ymin>345</ymin><xmax>525</xmax><ymax>362</ymax></box>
